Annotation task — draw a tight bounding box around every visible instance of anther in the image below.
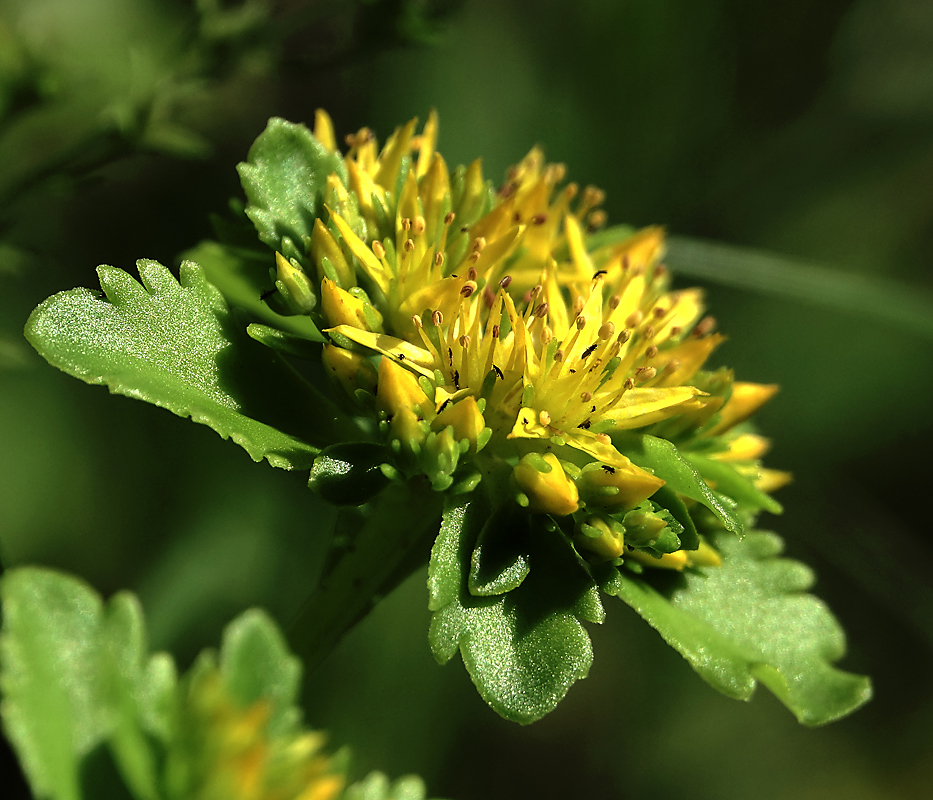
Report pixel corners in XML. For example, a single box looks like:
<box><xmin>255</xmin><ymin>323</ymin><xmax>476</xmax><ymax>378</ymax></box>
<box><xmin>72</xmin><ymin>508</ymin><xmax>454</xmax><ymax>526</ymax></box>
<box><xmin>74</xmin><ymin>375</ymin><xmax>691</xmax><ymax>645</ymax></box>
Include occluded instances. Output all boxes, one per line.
<box><xmin>469</xmin><ymin>252</ymin><xmax>481</xmax><ymax>263</ymax></box>
<box><xmin>434</xmin><ymin>252</ymin><xmax>445</xmax><ymax>267</ymax></box>
<box><xmin>401</xmin><ymin>217</ymin><xmax>412</xmax><ymax>231</ymax></box>
<box><xmin>669</xmin><ymin>326</ymin><xmax>682</xmax><ymax>337</ymax></box>
<box><xmin>529</xmin><ymin>284</ymin><xmax>542</xmax><ymax>299</ymax></box>
<box><xmin>492</xmin><ymin>324</ymin><xmax>500</xmax><ymax>338</ymax></box>
<box><xmin>608</xmin><ymin>294</ymin><xmax>621</xmax><ymax>310</ymax></box>
<box><xmin>554</xmin><ymin>349</ymin><xmax>564</xmax><ymax>362</ymax></box>
<box><xmin>432</xmin><ymin>310</ymin><xmax>444</xmax><ymax>326</ymax></box>
<box><xmin>572</xmin><ymin>296</ymin><xmax>585</xmax><ymax>315</ymax></box>
<box><xmin>636</xmin><ymin>366</ymin><xmax>657</xmax><ymax>382</ymax></box>
<box><xmin>580</xmin><ymin>391</ymin><xmax>593</xmax><ymax>402</ymax></box>
<box><xmin>531</xmin><ymin>213</ymin><xmax>548</xmax><ymax>226</ymax></box>
<box><xmin>468</xmin><ymin>267</ymin><xmax>478</xmax><ymax>281</ymax></box>
<box><xmin>587</xmin><ymin>210</ymin><xmax>607</xmax><ymax>230</ymax></box>
<box><xmin>644</xmin><ymin>345</ymin><xmax>659</xmax><ymax>359</ymax></box>
<box><xmin>411</xmin><ymin>315</ymin><xmax>423</xmax><ymax>329</ymax></box>
<box><xmin>372</xmin><ymin>241</ymin><xmax>386</xmax><ymax>259</ymax></box>
<box><xmin>598</xmin><ymin>321</ymin><xmax>615</xmax><ymax>340</ymax></box>
<box><xmin>460</xmin><ymin>281</ymin><xmax>477</xmax><ymax>297</ymax></box>
<box><xmin>623</xmin><ymin>377</ymin><xmax>636</xmax><ymax>390</ymax></box>
<box><xmin>472</xmin><ymin>237</ymin><xmax>487</xmax><ymax>252</ymax></box>
<box><xmin>652</xmin><ymin>306</ymin><xmax>667</xmax><ymax>319</ymax></box>
<box><xmin>404</xmin><ymin>238</ymin><xmax>415</xmax><ymax>252</ymax></box>
<box><xmin>693</xmin><ymin>316</ymin><xmax>717</xmax><ymax>337</ymax></box>
<box><xmin>617</xmin><ymin>329</ymin><xmax>631</xmax><ymax>344</ymax></box>
<box><xmin>642</xmin><ymin>325</ymin><xmax>655</xmax><ymax>340</ymax></box>
<box><xmin>625</xmin><ymin>310</ymin><xmax>643</xmax><ymax>328</ymax></box>
<box><xmin>576</xmin><ymin>316</ymin><xmax>587</xmax><ymax>331</ymax></box>
<box><xmin>499</xmin><ymin>275</ymin><xmax>512</xmax><ymax>289</ymax></box>
<box><xmin>541</xmin><ymin>327</ymin><xmax>553</xmax><ymax>344</ymax></box>
<box><xmin>539</xmin><ymin>410</ymin><xmax>551</xmax><ymax>427</ymax></box>
<box><xmin>444</xmin><ymin>211</ymin><xmax>455</xmax><ymax>225</ymax></box>
<box><xmin>534</xmin><ymin>302</ymin><xmax>549</xmax><ymax>318</ymax></box>
<box><xmin>459</xmin><ymin>335</ymin><xmax>471</xmax><ymax>348</ymax></box>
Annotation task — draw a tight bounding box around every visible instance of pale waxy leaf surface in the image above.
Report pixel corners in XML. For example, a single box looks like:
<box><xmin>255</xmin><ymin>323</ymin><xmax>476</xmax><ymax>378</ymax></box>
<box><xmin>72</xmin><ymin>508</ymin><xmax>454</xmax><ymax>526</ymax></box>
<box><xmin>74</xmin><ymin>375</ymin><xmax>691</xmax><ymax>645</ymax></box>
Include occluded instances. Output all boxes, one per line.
<box><xmin>608</xmin><ymin>531</ymin><xmax>872</xmax><ymax>725</ymax></box>
<box><xmin>25</xmin><ymin>259</ymin><xmax>328</xmax><ymax>470</ymax></box>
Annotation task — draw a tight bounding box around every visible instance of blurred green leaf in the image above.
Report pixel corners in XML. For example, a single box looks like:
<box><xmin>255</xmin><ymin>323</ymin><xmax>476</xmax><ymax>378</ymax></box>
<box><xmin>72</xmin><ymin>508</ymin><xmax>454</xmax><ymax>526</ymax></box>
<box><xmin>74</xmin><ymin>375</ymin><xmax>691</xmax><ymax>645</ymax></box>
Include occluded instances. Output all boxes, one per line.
<box><xmin>24</xmin><ymin>259</ymin><xmax>329</xmax><ymax>470</ymax></box>
<box><xmin>219</xmin><ymin>608</ymin><xmax>301</xmax><ymax>738</ymax></box>
<box><xmin>343</xmin><ymin>771</ymin><xmax>441</xmax><ymax>800</ymax></box>
<box><xmin>607</xmin><ymin>530</ymin><xmax>872</xmax><ymax>726</ymax></box>
<box><xmin>0</xmin><ymin>567</ymin><xmax>174</xmax><ymax>800</ymax></box>
<box><xmin>428</xmin><ymin>496</ymin><xmax>603</xmax><ymax>724</ymax></box>
<box><xmin>682</xmin><ymin>451</ymin><xmax>783</xmax><ymax>515</ymax></box>
<box><xmin>237</xmin><ymin>117</ymin><xmax>346</xmax><ymax>262</ymax></box>
<box><xmin>667</xmin><ymin>236</ymin><xmax>933</xmax><ymax>340</ymax></box>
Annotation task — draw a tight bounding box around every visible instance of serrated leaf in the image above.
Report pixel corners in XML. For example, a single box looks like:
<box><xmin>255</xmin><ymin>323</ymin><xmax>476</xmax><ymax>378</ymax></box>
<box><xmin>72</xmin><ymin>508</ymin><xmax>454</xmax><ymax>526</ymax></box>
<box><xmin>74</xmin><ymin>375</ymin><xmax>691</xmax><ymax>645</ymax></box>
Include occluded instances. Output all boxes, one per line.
<box><xmin>468</xmin><ymin>502</ymin><xmax>531</xmax><ymax>597</ymax></box>
<box><xmin>428</xmin><ymin>497</ymin><xmax>603</xmax><ymax>724</ymax></box>
<box><xmin>24</xmin><ymin>259</ymin><xmax>348</xmax><ymax>470</ymax></box>
<box><xmin>219</xmin><ymin>609</ymin><xmax>301</xmax><ymax>738</ymax></box>
<box><xmin>237</xmin><ymin>117</ymin><xmax>346</xmax><ymax>259</ymax></box>
<box><xmin>619</xmin><ymin>433</ymin><xmax>744</xmax><ymax>536</ymax></box>
<box><xmin>608</xmin><ymin>531</ymin><xmax>872</xmax><ymax>725</ymax></box>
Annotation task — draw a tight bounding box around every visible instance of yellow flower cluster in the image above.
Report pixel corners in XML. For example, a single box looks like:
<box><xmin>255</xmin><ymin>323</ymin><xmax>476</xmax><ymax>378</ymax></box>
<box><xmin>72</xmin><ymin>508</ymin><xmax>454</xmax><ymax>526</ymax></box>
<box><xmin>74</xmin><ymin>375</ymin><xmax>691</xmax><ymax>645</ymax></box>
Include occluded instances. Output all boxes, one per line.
<box><xmin>297</xmin><ymin>110</ymin><xmax>787</xmax><ymax>565</ymax></box>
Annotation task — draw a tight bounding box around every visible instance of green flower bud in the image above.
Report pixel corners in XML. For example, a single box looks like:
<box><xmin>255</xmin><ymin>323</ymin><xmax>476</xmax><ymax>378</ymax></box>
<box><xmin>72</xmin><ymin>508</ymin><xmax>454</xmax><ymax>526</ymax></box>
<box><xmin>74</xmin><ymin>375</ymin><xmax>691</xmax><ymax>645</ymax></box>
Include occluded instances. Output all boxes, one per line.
<box><xmin>513</xmin><ymin>452</ymin><xmax>579</xmax><ymax>516</ymax></box>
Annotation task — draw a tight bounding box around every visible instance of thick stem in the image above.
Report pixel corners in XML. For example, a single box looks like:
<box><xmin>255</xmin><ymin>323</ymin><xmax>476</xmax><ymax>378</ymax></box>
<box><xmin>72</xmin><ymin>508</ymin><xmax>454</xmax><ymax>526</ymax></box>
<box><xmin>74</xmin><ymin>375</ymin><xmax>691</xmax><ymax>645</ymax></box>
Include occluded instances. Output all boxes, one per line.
<box><xmin>289</xmin><ymin>480</ymin><xmax>444</xmax><ymax>671</ymax></box>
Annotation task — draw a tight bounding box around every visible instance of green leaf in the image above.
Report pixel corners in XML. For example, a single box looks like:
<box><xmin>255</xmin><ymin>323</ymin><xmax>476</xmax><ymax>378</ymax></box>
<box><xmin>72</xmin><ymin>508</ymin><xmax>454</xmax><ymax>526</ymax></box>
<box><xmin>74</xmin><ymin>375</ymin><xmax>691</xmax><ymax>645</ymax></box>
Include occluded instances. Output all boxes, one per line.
<box><xmin>608</xmin><ymin>531</ymin><xmax>872</xmax><ymax>725</ymax></box>
<box><xmin>24</xmin><ymin>259</ymin><xmax>342</xmax><ymax>470</ymax></box>
<box><xmin>428</xmin><ymin>497</ymin><xmax>603</xmax><ymax>724</ymax></box>
<box><xmin>0</xmin><ymin>568</ymin><xmax>174</xmax><ymax>800</ymax></box>
<box><xmin>343</xmin><ymin>772</ymin><xmax>441</xmax><ymax>800</ymax></box>
<box><xmin>682</xmin><ymin>451</ymin><xmax>783</xmax><ymax>515</ymax></box>
<box><xmin>467</xmin><ymin>502</ymin><xmax>531</xmax><ymax>597</ymax></box>
<box><xmin>666</xmin><ymin>235</ymin><xmax>933</xmax><ymax>340</ymax></box>
<box><xmin>237</xmin><ymin>117</ymin><xmax>346</xmax><ymax>259</ymax></box>
<box><xmin>219</xmin><ymin>609</ymin><xmax>301</xmax><ymax>738</ymax></box>
<box><xmin>619</xmin><ymin>433</ymin><xmax>744</xmax><ymax>536</ymax></box>
<box><xmin>184</xmin><ymin>239</ymin><xmax>325</xmax><ymax>342</ymax></box>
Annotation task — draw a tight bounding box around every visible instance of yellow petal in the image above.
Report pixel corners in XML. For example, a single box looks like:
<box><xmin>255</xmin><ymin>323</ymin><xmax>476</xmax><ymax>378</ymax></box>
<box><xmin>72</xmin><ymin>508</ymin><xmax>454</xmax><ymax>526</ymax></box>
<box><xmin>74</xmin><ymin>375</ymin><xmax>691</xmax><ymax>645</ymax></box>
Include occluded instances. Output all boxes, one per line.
<box><xmin>416</xmin><ymin>108</ymin><xmax>439</xmax><ymax>178</ymax></box>
<box><xmin>325</xmin><ymin>326</ymin><xmax>436</xmax><ymax>376</ymax></box>
<box><xmin>328</xmin><ymin>210</ymin><xmax>391</xmax><ymax>297</ymax></box>
<box><xmin>310</xmin><ymin>219</ymin><xmax>355</xmax><ymax>288</ymax></box>
<box><xmin>755</xmin><ymin>468</ymin><xmax>793</xmax><ymax>493</ymax></box>
<box><xmin>601</xmin><ymin>386</ymin><xmax>708</xmax><ymax>429</ymax></box>
<box><xmin>575</xmin><ymin>516</ymin><xmax>626</xmax><ymax>561</ymax></box>
<box><xmin>432</xmin><ymin>395</ymin><xmax>486</xmax><ymax>452</ymax></box>
<box><xmin>321</xmin><ymin>343</ymin><xmax>377</xmax><ymax>397</ymax></box>
<box><xmin>706</xmin><ymin>382</ymin><xmax>779</xmax><ymax>435</ymax></box>
<box><xmin>374</xmin><ymin>117</ymin><xmax>417</xmax><ymax>190</ymax></box>
<box><xmin>629</xmin><ymin>549</ymin><xmax>688</xmax><ymax>571</ymax></box>
<box><xmin>576</xmin><ymin>460</ymin><xmax>665</xmax><ymax>510</ymax></box>
<box><xmin>710</xmin><ymin>433</ymin><xmax>771</xmax><ymax>462</ymax></box>
<box><xmin>320</xmin><ymin>277</ymin><xmax>372</xmax><ymax>330</ymax></box>
<box><xmin>313</xmin><ymin>108</ymin><xmax>337</xmax><ymax>152</ymax></box>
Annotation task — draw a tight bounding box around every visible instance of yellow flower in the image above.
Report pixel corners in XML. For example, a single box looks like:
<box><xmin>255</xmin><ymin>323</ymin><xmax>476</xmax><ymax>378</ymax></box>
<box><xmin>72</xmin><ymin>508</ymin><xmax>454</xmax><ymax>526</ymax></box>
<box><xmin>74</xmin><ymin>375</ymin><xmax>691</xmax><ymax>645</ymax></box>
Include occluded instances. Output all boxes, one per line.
<box><xmin>304</xmin><ymin>110</ymin><xmax>783</xmax><ymax>565</ymax></box>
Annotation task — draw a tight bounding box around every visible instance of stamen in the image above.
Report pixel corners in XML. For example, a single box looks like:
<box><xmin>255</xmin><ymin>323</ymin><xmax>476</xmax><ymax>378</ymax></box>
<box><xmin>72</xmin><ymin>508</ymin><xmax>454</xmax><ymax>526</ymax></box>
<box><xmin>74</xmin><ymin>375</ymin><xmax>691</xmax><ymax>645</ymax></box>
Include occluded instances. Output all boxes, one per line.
<box><xmin>625</xmin><ymin>310</ymin><xmax>643</xmax><ymax>328</ymax></box>
<box><xmin>598</xmin><ymin>322</ymin><xmax>615</xmax><ymax>340</ymax></box>
<box><xmin>411</xmin><ymin>315</ymin><xmax>422</xmax><ymax>329</ymax></box>
<box><xmin>444</xmin><ymin>211</ymin><xmax>455</xmax><ymax>225</ymax></box>
<box><xmin>636</xmin><ymin>366</ymin><xmax>657</xmax><ymax>382</ymax></box>
<box><xmin>580</xmin><ymin>391</ymin><xmax>593</xmax><ymax>402</ymax></box>
<box><xmin>693</xmin><ymin>316</ymin><xmax>717</xmax><ymax>337</ymax></box>
<box><xmin>531</xmin><ymin>213</ymin><xmax>548</xmax><ymax>225</ymax></box>
<box><xmin>472</xmin><ymin>237</ymin><xmax>487</xmax><ymax>253</ymax></box>
<box><xmin>492</xmin><ymin>324</ymin><xmax>500</xmax><ymax>338</ymax></box>
<box><xmin>500</xmin><ymin>275</ymin><xmax>512</xmax><ymax>289</ymax></box>
<box><xmin>575</xmin><ymin>316</ymin><xmax>587</xmax><ymax>331</ymax></box>
<box><xmin>434</xmin><ymin>252</ymin><xmax>445</xmax><ymax>267</ymax></box>
<box><xmin>432</xmin><ymin>310</ymin><xmax>444</xmax><ymax>326</ymax></box>
<box><xmin>460</xmin><ymin>281</ymin><xmax>477</xmax><ymax>297</ymax></box>
<box><xmin>617</xmin><ymin>329</ymin><xmax>631</xmax><ymax>344</ymax></box>
<box><xmin>608</xmin><ymin>294</ymin><xmax>621</xmax><ymax>310</ymax></box>
<box><xmin>534</xmin><ymin>302</ymin><xmax>549</xmax><ymax>318</ymax></box>
<box><xmin>645</xmin><ymin>345</ymin><xmax>659</xmax><ymax>359</ymax></box>
<box><xmin>372</xmin><ymin>241</ymin><xmax>386</xmax><ymax>259</ymax></box>
<box><xmin>401</xmin><ymin>218</ymin><xmax>412</xmax><ymax>231</ymax></box>
<box><xmin>403</xmin><ymin>238</ymin><xmax>415</xmax><ymax>252</ymax></box>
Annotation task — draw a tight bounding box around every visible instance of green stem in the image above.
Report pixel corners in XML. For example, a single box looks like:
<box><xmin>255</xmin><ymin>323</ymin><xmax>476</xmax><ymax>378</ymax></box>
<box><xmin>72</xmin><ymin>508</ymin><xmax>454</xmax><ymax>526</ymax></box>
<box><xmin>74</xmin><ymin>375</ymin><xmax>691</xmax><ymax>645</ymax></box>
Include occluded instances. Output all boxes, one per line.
<box><xmin>288</xmin><ymin>481</ymin><xmax>444</xmax><ymax>671</ymax></box>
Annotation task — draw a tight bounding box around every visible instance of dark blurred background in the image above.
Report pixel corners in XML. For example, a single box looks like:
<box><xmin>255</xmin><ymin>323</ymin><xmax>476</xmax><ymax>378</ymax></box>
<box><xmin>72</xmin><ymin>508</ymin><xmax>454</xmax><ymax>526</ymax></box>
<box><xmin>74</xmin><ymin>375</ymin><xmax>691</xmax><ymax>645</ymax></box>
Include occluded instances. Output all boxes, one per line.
<box><xmin>2</xmin><ymin>1</ymin><xmax>933</xmax><ymax>798</ymax></box>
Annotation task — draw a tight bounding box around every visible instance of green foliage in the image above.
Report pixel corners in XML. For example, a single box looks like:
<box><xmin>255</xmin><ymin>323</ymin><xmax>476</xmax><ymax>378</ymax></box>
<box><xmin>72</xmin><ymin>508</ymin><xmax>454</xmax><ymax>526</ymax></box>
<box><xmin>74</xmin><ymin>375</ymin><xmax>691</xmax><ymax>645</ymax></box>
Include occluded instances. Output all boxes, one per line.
<box><xmin>23</xmin><ymin>259</ymin><xmax>350</xmax><ymax>470</ymax></box>
<box><xmin>428</xmin><ymin>496</ymin><xmax>604</xmax><ymax>724</ymax></box>
<box><xmin>237</xmin><ymin>118</ymin><xmax>346</xmax><ymax>265</ymax></box>
<box><xmin>0</xmin><ymin>566</ymin><xmax>436</xmax><ymax>800</ymax></box>
<box><xmin>606</xmin><ymin>531</ymin><xmax>872</xmax><ymax>725</ymax></box>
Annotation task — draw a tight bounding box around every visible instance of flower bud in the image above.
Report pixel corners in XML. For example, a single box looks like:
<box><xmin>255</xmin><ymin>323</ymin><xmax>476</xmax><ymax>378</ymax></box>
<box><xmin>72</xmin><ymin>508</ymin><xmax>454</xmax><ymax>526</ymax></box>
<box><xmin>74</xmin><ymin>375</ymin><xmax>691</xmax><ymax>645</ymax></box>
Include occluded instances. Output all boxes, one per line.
<box><xmin>513</xmin><ymin>452</ymin><xmax>579</xmax><ymax>516</ymax></box>
<box><xmin>628</xmin><ymin>549</ymin><xmax>689</xmax><ymax>571</ymax></box>
<box><xmin>321</xmin><ymin>344</ymin><xmax>377</xmax><ymax>397</ymax></box>
<box><xmin>275</xmin><ymin>252</ymin><xmax>316</xmax><ymax>314</ymax></box>
<box><xmin>310</xmin><ymin>218</ymin><xmax>355</xmax><ymax>288</ymax></box>
<box><xmin>621</xmin><ymin>508</ymin><xmax>670</xmax><ymax>547</ymax></box>
<box><xmin>432</xmin><ymin>396</ymin><xmax>489</xmax><ymax>453</ymax></box>
<box><xmin>575</xmin><ymin>516</ymin><xmax>625</xmax><ymax>561</ymax></box>
<box><xmin>321</xmin><ymin>277</ymin><xmax>381</xmax><ymax>331</ymax></box>
<box><xmin>375</xmin><ymin>356</ymin><xmax>434</xmax><ymax>420</ymax></box>
<box><xmin>575</xmin><ymin>460</ymin><xmax>665</xmax><ymax>510</ymax></box>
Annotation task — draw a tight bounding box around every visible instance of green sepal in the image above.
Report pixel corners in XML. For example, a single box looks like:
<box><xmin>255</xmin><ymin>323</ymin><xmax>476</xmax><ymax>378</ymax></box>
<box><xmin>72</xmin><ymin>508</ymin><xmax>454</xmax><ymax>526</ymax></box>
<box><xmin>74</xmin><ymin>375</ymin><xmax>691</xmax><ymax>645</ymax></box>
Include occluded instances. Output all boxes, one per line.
<box><xmin>343</xmin><ymin>771</ymin><xmax>442</xmax><ymax>800</ymax></box>
<box><xmin>237</xmin><ymin>117</ymin><xmax>346</xmax><ymax>263</ymax></box>
<box><xmin>184</xmin><ymin>239</ymin><xmax>325</xmax><ymax>341</ymax></box>
<box><xmin>25</xmin><ymin>259</ymin><xmax>359</xmax><ymax>469</ymax></box>
<box><xmin>682</xmin><ymin>451</ymin><xmax>783</xmax><ymax>514</ymax></box>
<box><xmin>309</xmin><ymin>442</ymin><xmax>393</xmax><ymax>506</ymax></box>
<box><xmin>247</xmin><ymin>323</ymin><xmax>323</xmax><ymax>357</ymax></box>
<box><xmin>428</xmin><ymin>496</ymin><xmax>604</xmax><ymax>724</ymax></box>
<box><xmin>606</xmin><ymin>531</ymin><xmax>872</xmax><ymax>725</ymax></box>
<box><xmin>618</xmin><ymin>433</ymin><xmax>744</xmax><ymax>536</ymax></box>
<box><xmin>650</xmin><ymin>485</ymin><xmax>700</xmax><ymax>551</ymax></box>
